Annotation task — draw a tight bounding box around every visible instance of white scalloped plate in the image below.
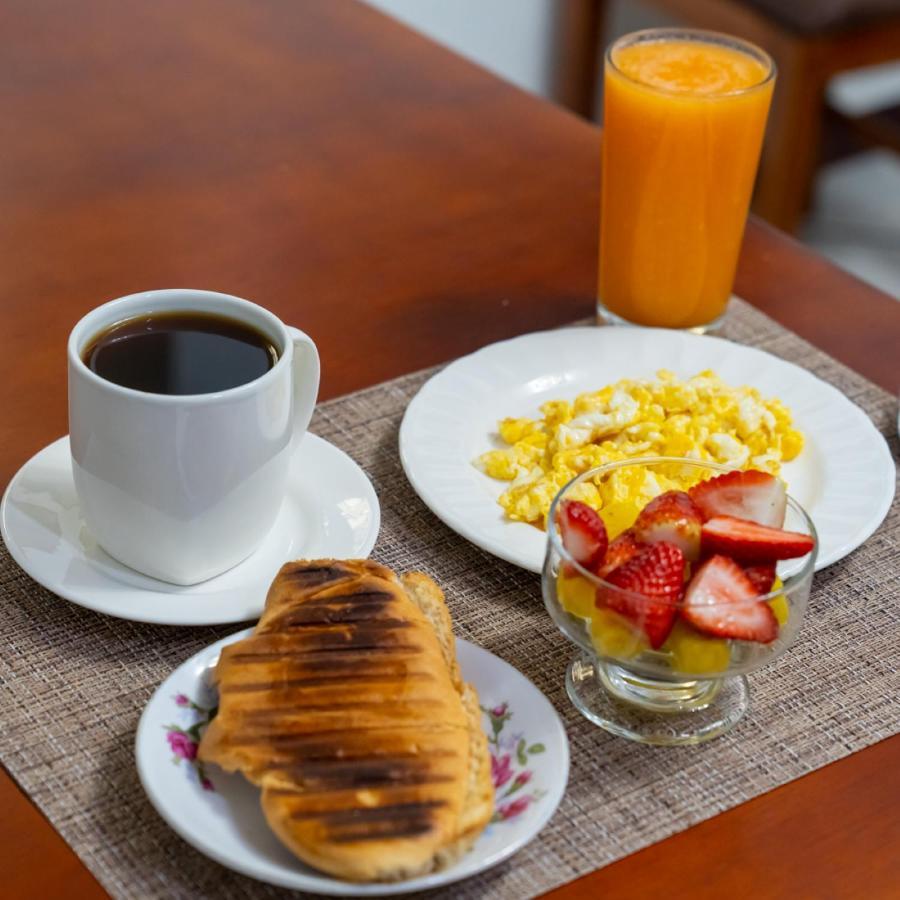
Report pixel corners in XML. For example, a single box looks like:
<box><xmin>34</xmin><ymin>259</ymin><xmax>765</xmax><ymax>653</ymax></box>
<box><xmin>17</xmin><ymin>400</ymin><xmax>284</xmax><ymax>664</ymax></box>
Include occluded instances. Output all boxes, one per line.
<box><xmin>399</xmin><ymin>327</ymin><xmax>894</xmax><ymax>573</ymax></box>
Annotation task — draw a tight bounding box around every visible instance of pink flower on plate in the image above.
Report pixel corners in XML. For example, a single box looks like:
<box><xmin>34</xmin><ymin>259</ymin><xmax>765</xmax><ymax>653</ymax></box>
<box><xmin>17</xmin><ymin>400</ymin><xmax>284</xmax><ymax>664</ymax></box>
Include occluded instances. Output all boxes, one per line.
<box><xmin>166</xmin><ymin>729</ymin><xmax>197</xmax><ymax>761</ymax></box>
<box><xmin>491</xmin><ymin>753</ymin><xmax>514</xmax><ymax>788</ymax></box>
<box><xmin>174</xmin><ymin>694</ymin><xmax>190</xmax><ymax>707</ymax></box>
<box><xmin>513</xmin><ymin>770</ymin><xmax>532</xmax><ymax>788</ymax></box>
<box><xmin>490</xmin><ymin>703</ymin><xmax>509</xmax><ymax>719</ymax></box>
<box><xmin>498</xmin><ymin>796</ymin><xmax>532</xmax><ymax>821</ymax></box>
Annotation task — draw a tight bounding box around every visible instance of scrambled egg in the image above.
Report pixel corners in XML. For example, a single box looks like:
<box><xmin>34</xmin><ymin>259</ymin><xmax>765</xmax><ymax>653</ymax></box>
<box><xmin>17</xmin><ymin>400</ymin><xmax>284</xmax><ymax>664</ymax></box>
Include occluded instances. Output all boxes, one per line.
<box><xmin>474</xmin><ymin>370</ymin><xmax>803</xmax><ymax>532</ymax></box>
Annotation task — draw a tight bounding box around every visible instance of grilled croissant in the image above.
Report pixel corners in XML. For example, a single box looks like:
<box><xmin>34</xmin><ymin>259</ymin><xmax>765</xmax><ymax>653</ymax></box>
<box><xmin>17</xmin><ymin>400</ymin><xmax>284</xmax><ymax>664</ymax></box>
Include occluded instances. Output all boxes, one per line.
<box><xmin>198</xmin><ymin>560</ymin><xmax>493</xmax><ymax>881</ymax></box>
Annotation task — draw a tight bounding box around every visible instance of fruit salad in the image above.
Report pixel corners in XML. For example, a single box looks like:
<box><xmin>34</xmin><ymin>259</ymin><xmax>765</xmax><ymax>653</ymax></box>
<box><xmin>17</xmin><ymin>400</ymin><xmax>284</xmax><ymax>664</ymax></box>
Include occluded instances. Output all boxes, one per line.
<box><xmin>555</xmin><ymin>470</ymin><xmax>813</xmax><ymax>676</ymax></box>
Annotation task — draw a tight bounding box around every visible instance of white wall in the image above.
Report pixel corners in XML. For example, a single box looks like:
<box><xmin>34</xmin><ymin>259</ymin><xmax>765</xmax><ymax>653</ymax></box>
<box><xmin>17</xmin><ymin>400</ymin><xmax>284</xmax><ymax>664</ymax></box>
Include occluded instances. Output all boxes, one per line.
<box><xmin>363</xmin><ymin>0</ymin><xmax>609</xmax><ymax>112</ymax></box>
<box><xmin>363</xmin><ymin>0</ymin><xmax>558</xmax><ymax>96</ymax></box>
<box><xmin>360</xmin><ymin>0</ymin><xmax>675</xmax><ymax>117</ymax></box>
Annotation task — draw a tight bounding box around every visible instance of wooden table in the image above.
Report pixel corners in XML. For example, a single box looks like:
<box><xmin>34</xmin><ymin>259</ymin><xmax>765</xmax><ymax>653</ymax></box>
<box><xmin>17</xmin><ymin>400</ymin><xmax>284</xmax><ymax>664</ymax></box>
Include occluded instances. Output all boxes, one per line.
<box><xmin>1</xmin><ymin>2</ymin><xmax>898</xmax><ymax>898</ymax></box>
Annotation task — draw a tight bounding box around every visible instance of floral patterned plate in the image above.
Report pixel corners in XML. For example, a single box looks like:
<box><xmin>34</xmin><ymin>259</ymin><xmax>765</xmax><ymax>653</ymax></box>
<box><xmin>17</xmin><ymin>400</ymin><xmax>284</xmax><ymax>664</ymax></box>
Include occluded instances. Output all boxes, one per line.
<box><xmin>135</xmin><ymin>628</ymin><xmax>569</xmax><ymax>895</ymax></box>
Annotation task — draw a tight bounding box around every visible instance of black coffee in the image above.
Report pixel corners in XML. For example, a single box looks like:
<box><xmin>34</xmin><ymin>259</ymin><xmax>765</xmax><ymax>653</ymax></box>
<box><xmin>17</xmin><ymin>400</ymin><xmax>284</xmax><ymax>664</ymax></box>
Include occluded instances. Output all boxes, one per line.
<box><xmin>82</xmin><ymin>312</ymin><xmax>278</xmax><ymax>395</ymax></box>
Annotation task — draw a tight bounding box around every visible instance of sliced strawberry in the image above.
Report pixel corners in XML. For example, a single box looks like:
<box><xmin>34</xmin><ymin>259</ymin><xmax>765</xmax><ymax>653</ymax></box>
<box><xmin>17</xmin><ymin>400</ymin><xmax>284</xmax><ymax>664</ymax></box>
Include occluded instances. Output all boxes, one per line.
<box><xmin>689</xmin><ymin>470</ymin><xmax>787</xmax><ymax>527</ymax></box>
<box><xmin>600</xmin><ymin>542</ymin><xmax>684</xmax><ymax>648</ymax></box>
<box><xmin>558</xmin><ymin>500</ymin><xmax>608</xmax><ymax>569</ymax></box>
<box><xmin>743</xmin><ymin>562</ymin><xmax>777</xmax><ymax>595</ymax></box>
<box><xmin>702</xmin><ymin>516</ymin><xmax>814</xmax><ymax>563</ymax></box>
<box><xmin>683</xmin><ymin>555</ymin><xmax>778</xmax><ymax>643</ymax></box>
<box><xmin>632</xmin><ymin>490</ymin><xmax>703</xmax><ymax>561</ymax></box>
<box><xmin>595</xmin><ymin>530</ymin><xmax>645</xmax><ymax>579</ymax></box>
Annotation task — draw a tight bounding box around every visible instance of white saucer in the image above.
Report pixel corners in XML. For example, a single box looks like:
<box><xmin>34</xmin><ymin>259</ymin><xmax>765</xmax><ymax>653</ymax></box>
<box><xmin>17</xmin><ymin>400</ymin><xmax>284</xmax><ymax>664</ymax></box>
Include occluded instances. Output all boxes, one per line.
<box><xmin>0</xmin><ymin>435</ymin><xmax>380</xmax><ymax>626</ymax></box>
<box><xmin>136</xmin><ymin>630</ymin><xmax>569</xmax><ymax>895</ymax></box>
<box><xmin>400</xmin><ymin>327</ymin><xmax>895</xmax><ymax>573</ymax></box>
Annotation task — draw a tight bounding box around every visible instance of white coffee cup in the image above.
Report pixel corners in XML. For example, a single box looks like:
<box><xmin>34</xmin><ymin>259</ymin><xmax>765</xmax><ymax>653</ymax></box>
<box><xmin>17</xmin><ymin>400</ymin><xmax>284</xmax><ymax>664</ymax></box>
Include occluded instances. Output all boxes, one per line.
<box><xmin>68</xmin><ymin>289</ymin><xmax>320</xmax><ymax>585</ymax></box>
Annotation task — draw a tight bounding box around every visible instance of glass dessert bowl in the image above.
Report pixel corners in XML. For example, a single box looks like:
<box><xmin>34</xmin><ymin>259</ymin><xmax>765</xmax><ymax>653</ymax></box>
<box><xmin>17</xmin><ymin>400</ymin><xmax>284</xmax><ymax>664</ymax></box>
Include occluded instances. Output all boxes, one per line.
<box><xmin>542</xmin><ymin>457</ymin><xmax>817</xmax><ymax>745</ymax></box>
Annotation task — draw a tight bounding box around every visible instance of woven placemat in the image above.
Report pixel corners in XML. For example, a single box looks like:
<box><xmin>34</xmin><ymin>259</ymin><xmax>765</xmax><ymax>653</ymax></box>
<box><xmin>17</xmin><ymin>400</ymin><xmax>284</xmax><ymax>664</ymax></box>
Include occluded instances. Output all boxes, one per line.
<box><xmin>1</xmin><ymin>298</ymin><xmax>898</xmax><ymax>900</ymax></box>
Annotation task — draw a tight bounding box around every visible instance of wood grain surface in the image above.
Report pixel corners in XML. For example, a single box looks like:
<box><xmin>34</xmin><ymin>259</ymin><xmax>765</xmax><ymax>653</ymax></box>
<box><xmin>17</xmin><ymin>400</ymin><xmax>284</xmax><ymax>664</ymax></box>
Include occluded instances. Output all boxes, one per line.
<box><xmin>0</xmin><ymin>2</ymin><xmax>897</xmax><ymax>899</ymax></box>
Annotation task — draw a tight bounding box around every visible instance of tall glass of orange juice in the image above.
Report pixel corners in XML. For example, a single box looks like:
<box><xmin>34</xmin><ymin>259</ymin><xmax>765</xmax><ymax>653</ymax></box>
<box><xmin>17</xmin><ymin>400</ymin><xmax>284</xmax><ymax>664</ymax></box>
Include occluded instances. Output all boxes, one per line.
<box><xmin>599</xmin><ymin>29</ymin><xmax>775</xmax><ymax>331</ymax></box>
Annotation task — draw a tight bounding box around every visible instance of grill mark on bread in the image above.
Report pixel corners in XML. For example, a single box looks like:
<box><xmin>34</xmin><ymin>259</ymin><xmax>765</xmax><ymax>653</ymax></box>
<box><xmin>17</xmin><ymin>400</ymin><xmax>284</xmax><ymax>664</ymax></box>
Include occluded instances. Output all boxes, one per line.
<box><xmin>307</xmin><ymin>590</ymin><xmax>395</xmax><ymax>605</ymax></box>
<box><xmin>265</xmin><ymin>599</ymin><xmax>395</xmax><ymax>628</ymax></box>
<box><xmin>280</xmin><ymin>564</ymin><xmax>355</xmax><ymax>587</ymax></box>
<box><xmin>234</xmin><ymin>619</ymin><xmax>415</xmax><ymax>649</ymax></box>
<box><xmin>226</xmin><ymin>672</ymin><xmax>435</xmax><ymax>692</ymax></box>
<box><xmin>267</xmin><ymin>759</ymin><xmax>456</xmax><ymax>790</ymax></box>
<box><xmin>290</xmin><ymin>801</ymin><xmax>444</xmax><ymax>840</ymax></box>
<box><xmin>225</xmin><ymin>658</ymin><xmax>424</xmax><ymax>677</ymax></box>
<box><xmin>228</xmin><ymin>642</ymin><xmax>423</xmax><ymax>662</ymax></box>
<box><xmin>329</xmin><ymin>822</ymin><xmax>435</xmax><ymax>842</ymax></box>
<box><xmin>264</xmin><ymin>751</ymin><xmax>448</xmax><ymax>768</ymax></box>
<box><xmin>274</xmin><ymin>773</ymin><xmax>454</xmax><ymax>791</ymax></box>
<box><xmin>274</xmin><ymin>614</ymin><xmax>409</xmax><ymax>630</ymax></box>
<box><xmin>288</xmin><ymin>800</ymin><xmax>446</xmax><ymax>824</ymax></box>
<box><xmin>225</xmin><ymin>732</ymin><xmax>461</xmax><ymax>754</ymax></box>
<box><xmin>236</xmin><ymin>698</ymin><xmax>444</xmax><ymax>718</ymax></box>
<box><xmin>268</xmin><ymin>601</ymin><xmax>388</xmax><ymax>634</ymax></box>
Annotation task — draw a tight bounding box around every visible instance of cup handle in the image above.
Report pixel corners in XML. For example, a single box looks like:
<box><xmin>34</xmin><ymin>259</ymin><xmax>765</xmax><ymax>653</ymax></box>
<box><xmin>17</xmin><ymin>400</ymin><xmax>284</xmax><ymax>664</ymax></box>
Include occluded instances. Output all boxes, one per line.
<box><xmin>286</xmin><ymin>326</ymin><xmax>320</xmax><ymax>442</ymax></box>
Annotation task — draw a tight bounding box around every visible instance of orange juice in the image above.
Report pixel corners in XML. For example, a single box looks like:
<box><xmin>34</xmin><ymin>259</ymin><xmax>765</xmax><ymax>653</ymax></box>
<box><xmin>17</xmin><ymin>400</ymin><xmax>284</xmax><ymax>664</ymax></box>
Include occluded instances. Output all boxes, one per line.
<box><xmin>599</xmin><ymin>31</ymin><xmax>774</xmax><ymax>329</ymax></box>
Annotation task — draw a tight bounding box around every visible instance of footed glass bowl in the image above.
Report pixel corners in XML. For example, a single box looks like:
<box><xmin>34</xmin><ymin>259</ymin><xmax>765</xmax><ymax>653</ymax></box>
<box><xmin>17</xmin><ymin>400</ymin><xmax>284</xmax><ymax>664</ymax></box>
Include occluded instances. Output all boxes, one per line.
<box><xmin>542</xmin><ymin>457</ymin><xmax>817</xmax><ymax>745</ymax></box>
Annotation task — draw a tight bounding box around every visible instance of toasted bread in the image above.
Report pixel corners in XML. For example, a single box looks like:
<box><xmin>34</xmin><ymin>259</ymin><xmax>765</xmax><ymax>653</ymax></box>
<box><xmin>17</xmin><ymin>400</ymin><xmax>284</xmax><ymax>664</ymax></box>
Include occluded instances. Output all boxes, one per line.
<box><xmin>400</xmin><ymin>571</ymin><xmax>462</xmax><ymax>689</ymax></box>
<box><xmin>198</xmin><ymin>560</ymin><xmax>493</xmax><ymax>882</ymax></box>
<box><xmin>400</xmin><ymin>572</ymin><xmax>493</xmax><ymax>863</ymax></box>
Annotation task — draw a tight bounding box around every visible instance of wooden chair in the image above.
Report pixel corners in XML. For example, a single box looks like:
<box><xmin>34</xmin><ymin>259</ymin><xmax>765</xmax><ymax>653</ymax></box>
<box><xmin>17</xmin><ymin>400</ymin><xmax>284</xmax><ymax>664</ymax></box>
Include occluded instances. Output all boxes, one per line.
<box><xmin>580</xmin><ymin>0</ymin><xmax>900</xmax><ymax>233</ymax></box>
